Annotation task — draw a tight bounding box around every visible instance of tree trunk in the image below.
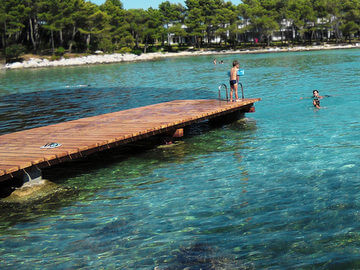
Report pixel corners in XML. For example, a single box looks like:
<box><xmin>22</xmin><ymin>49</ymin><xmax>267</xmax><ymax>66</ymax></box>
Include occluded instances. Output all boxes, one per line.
<box><xmin>59</xmin><ymin>29</ymin><xmax>63</xmax><ymax>46</ymax></box>
<box><xmin>3</xmin><ymin>21</ymin><xmax>7</xmax><ymax>51</ymax></box>
<box><xmin>1</xmin><ymin>31</ymin><xmax>4</xmax><ymax>49</ymax></box>
<box><xmin>144</xmin><ymin>36</ymin><xmax>148</xmax><ymax>53</ymax></box>
<box><xmin>311</xmin><ymin>29</ymin><xmax>315</xmax><ymax>44</ymax></box>
<box><xmin>51</xmin><ymin>29</ymin><xmax>55</xmax><ymax>54</ymax></box>
<box><xmin>69</xmin><ymin>25</ymin><xmax>77</xmax><ymax>53</ymax></box>
<box><xmin>86</xmin><ymin>33</ymin><xmax>91</xmax><ymax>49</ymax></box>
<box><xmin>320</xmin><ymin>28</ymin><xmax>323</xmax><ymax>41</ymax></box>
<box><xmin>135</xmin><ymin>33</ymin><xmax>139</xmax><ymax>48</ymax></box>
<box><xmin>167</xmin><ymin>23</ymin><xmax>170</xmax><ymax>45</ymax></box>
<box><xmin>335</xmin><ymin>22</ymin><xmax>340</xmax><ymax>43</ymax></box>
<box><xmin>29</xmin><ymin>18</ymin><xmax>37</xmax><ymax>51</ymax></box>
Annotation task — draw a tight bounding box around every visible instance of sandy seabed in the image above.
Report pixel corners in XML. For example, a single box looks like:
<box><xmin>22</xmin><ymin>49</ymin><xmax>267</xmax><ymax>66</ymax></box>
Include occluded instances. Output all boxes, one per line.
<box><xmin>2</xmin><ymin>43</ymin><xmax>360</xmax><ymax>70</ymax></box>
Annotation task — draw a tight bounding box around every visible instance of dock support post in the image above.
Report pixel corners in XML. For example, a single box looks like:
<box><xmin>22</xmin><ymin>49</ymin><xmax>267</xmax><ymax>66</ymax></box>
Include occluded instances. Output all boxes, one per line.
<box><xmin>172</xmin><ymin>128</ymin><xmax>184</xmax><ymax>138</ymax></box>
<box><xmin>209</xmin><ymin>110</ymin><xmax>244</xmax><ymax>127</ymax></box>
<box><xmin>22</xmin><ymin>166</ymin><xmax>42</xmax><ymax>183</ymax></box>
<box><xmin>161</xmin><ymin>128</ymin><xmax>184</xmax><ymax>145</ymax></box>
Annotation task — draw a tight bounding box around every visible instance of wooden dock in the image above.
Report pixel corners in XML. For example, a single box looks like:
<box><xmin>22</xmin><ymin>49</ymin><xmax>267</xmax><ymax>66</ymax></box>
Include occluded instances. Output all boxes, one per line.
<box><xmin>0</xmin><ymin>99</ymin><xmax>260</xmax><ymax>183</ymax></box>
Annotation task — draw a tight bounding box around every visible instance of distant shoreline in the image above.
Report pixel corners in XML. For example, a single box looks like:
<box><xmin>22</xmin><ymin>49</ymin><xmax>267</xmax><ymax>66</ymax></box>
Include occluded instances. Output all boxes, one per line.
<box><xmin>2</xmin><ymin>43</ymin><xmax>359</xmax><ymax>70</ymax></box>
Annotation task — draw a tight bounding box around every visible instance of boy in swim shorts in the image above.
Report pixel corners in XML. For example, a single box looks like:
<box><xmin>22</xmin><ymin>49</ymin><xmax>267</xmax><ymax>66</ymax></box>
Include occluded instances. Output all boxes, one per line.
<box><xmin>229</xmin><ymin>60</ymin><xmax>239</xmax><ymax>102</ymax></box>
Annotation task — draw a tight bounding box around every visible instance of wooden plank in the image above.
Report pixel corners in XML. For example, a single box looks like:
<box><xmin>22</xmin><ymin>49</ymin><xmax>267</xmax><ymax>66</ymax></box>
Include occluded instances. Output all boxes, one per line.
<box><xmin>0</xmin><ymin>164</ymin><xmax>22</xmax><ymax>174</ymax></box>
<box><xmin>0</xmin><ymin>165</ymin><xmax>21</xmax><ymax>176</ymax></box>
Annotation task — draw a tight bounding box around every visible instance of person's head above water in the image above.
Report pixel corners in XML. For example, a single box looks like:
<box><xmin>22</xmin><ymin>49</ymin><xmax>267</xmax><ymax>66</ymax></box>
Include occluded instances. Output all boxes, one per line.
<box><xmin>233</xmin><ymin>60</ymin><xmax>239</xmax><ymax>67</ymax></box>
<box><xmin>313</xmin><ymin>90</ymin><xmax>319</xmax><ymax>97</ymax></box>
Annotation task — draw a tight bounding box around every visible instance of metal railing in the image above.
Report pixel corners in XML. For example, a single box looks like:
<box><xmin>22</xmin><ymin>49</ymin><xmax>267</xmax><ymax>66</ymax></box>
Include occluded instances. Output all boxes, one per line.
<box><xmin>218</xmin><ymin>82</ymin><xmax>245</xmax><ymax>101</ymax></box>
<box><xmin>239</xmin><ymin>82</ymin><xmax>245</xmax><ymax>99</ymax></box>
<box><xmin>218</xmin><ymin>83</ymin><xmax>228</xmax><ymax>101</ymax></box>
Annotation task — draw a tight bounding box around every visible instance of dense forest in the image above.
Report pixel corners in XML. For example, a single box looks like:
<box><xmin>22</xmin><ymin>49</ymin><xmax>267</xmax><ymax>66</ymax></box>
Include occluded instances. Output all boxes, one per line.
<box><xmin>1</xmin><ymin>0</ymin><xmax>360</xmax><ymax>60</ymax></box>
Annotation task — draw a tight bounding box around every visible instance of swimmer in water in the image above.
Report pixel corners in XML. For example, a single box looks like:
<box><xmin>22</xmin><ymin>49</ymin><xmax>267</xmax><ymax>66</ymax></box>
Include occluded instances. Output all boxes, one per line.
<box><xmin>313</xmin><ymin>97</ymin><xmax>320</xmax><ymax>108</ymax></box>
<box><xmin>312</xmin><ymin>89</ymin><xmax>324</xmax><ymax>99</ymax></box>
<box><xmin>312</xmin><ymin>90</ymin><xmax>321</xmax><ymax>109</ymax></box>
<box><xmin>301</xmin><ymin>90</ymin><xmax>330</xmax><ymax>109</ymax></box>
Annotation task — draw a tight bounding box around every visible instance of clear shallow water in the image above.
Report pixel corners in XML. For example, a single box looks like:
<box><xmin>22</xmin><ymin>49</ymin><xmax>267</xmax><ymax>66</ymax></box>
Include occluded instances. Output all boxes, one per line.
<box><xmin>0</xmin><ymin>49</ymin><xmax>360</xmax><ymax>269</ymax></box>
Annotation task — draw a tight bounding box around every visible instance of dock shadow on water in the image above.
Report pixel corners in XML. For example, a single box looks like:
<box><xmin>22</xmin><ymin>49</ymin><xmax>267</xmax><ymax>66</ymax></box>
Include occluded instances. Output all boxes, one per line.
<box><xmin>0</xmin><ymin>116</ymin><xmax>257</xmax><ymax>229</ymax></box>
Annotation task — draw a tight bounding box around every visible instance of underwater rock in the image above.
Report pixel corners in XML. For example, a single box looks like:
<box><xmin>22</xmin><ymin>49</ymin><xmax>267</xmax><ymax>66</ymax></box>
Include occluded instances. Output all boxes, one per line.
<box><xmin>0</xmin><ymin>179</ymin><xmax>71</xmax><ymax>204</ymax></box>
<box><xmin>161</xmin><ymin>242</ymin><xmax>255</xmax><ymax>270</ymax></box>
<box><xmin>157</xmin><ymin>141</ymin><xmax>184</xmax><ymax>149</ymax></box>
<box><xmin>229</xmin><ymin>118</ymin><xmax>257</xmax><ymax>131</ymax></box>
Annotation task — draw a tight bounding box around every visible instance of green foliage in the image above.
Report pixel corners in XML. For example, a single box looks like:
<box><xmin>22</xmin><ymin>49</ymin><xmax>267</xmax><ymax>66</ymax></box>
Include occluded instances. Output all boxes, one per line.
<box><xmin>117</xmin><ymin>47</ymin><xmax>132</xmax><ymax>54</ymax></box>
<box><xmin>98</xmin><ymin>36</ymin><xmax>115</xmax><ymax>52</ymax></box>
<box><xmin>50</xmin><ymin>55</ymin><xmax>61</xmax><ymax>61</ymax></box>
<box><xmin>5</xmin><ymin>44</ymin><xmax>25</xmax><ymax>62</ymax></box>
<box><xmin>132</xmin><ymin>49</ymin><xmax>142</xmax><ymax>56</ymax></box>
<box><xmin>119</xmin><ymin>34</ymin><xmax>135</xmax><ymax>49</ymax></box>
<box><xmin>144</xmin><ymin>8</ymin><xmax>164</xmax><ymax>47</ymax></box>
<box><xmin>341</xmin><ymin>21</ymin><xmax>360</xmax><ymax>41</ymax></box>
<box><xmin>147</xmin><ymin>46</ymin><xmax>161</xmax><ymax>53</ymax></box>
<box><xmin>55</xmin><ymin>47</ymin><xmax>65</xmax><ymax>56</ymax></box>
<box><xmin>171</xmin><ymin>46</ymin><xmax>179</xmax><ymax>52</ymax></box>
<box><xmin>169</xmin><ymin>23</ymin><xmax>187</xmax><ymax>39</ymax></box>
<box><xmin>159</xmin><ymin>1</ymin><xmax>184</xmax><ymax>23</ymax></box>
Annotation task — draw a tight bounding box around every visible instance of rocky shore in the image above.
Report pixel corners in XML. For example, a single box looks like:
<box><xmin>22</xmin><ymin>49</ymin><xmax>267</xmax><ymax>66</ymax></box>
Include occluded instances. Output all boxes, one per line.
<box><xmin>2</xmin><ymin>43</ymin><xmax>359</xmax><ymax>70</ymax></box>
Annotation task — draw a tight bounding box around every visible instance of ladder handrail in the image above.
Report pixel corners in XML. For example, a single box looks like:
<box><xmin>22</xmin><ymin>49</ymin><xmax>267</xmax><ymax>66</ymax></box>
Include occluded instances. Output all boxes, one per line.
<box><xmin>218</xmin><ymin>84</ymin><xmax>228</xmax><ymax>101</ymax></box>
<box><xmin>218</xmin><ymin>82</ymin><xmax>245</xmax><ymax>101</ymax></box>
<box><xmin>239</xmin><ymin>82</ymin><xmax>245</xmax><ymax>99</ymax></box>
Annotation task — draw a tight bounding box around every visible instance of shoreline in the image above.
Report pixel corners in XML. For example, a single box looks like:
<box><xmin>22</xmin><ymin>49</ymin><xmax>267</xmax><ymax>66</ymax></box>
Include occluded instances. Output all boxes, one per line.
<box><xmin>2</xmin><ymin>43</ymin><xmax>359</xmax><ymax>70</ymax></box>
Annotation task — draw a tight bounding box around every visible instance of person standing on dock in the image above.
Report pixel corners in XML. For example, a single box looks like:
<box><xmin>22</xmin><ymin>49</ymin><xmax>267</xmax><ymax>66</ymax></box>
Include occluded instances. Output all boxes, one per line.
<box><xmin>229</xmin><ymin>60</ymin><xmax>240</xmax><ymax>102</ymax></box>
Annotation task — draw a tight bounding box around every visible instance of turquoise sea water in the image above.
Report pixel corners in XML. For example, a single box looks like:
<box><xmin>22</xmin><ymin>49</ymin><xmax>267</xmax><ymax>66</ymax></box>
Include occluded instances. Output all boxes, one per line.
<box><xmin>0</xmin><ymin>49</ymin><xmax>360</xmax><ymax>269</ymax></box>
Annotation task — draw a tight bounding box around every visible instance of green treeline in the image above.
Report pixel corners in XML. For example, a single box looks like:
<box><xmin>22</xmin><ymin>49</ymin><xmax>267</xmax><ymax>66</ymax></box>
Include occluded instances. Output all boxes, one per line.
<box><xmin>1</xmin><ymin>0</ymin><xmax>360</xmax><ymax>59</ymax></box>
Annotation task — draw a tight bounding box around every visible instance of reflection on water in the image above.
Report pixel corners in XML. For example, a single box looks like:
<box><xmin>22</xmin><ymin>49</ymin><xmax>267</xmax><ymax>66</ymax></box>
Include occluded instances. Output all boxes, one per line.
<box><xmin>0</xmin><ymin>49</ymin><xmax>360</xmax><ymax>269</ymax></box>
